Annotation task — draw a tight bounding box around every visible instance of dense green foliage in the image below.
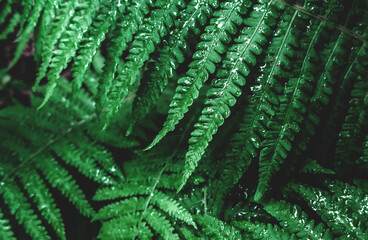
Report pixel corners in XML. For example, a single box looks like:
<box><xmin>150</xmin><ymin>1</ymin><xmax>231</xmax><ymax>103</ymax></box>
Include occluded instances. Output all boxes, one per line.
<box><xmin>0</xmin><ymin>0</ymin><xmax>367</xmax><ymax>239</ymax></box>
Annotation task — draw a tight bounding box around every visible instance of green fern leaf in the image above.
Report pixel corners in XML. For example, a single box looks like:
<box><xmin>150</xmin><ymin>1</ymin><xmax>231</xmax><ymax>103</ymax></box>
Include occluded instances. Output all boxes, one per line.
<box><xmin>295</xmin><ymin>29</ymin><xmax>355</xmax><ymax>155</ymax></box>
<box><xmin>254</xmin><ymin>0</ymin><xmax>355</xmax><ymax>200</ymax></box>
<box><xmin>195</xmin><ymin>214</ymin><xmax>242</xmax><ymax>239</ymax></box>
<box><xmin>98</xmin><ymin>214</ymin><xmax>153</xmax><ymax>240</ymax></box>
<box><xmin>0</xmin><ymin>78</ymin><xmax>124</xmax><ymax>238</ymax></box>
<box><xmin>335</xmin><ymin>44</ymin><xmax>368</xmax><ymax>167</ymax></box>
<box><xmin>37</xmin><ymin>156</ymin><xmax>96</xmax><ymax>217</ymax></box>
<box><xmin>254</xmin><ymin>7</ymin><xmax>306</xmax><ymax>201</ymax></box>
<box><xmin>38</xmin><ymin>0</ymin><xmax>99</xmax><ymax>108</ymax></box>
<box><xmin>262</xmin><ymin>199</ymin><xmax>333</xmax><ymax>239</ymax></box>
<box><xmin>34</xmin><ymin>0</ymin><xmax>75</xmax><ymax>89</ymax></box>
<box><xmin>179</xmin><ymin>0</ymin><xmax>284</xmax><ymax>191</ymax></box>
<box><xmin>8</xmin><ymin>0</ymin><xmax>45</xmax><ymax>70</ymax></box>
<box><xmin>144</xmin><ymin>206</ymin><xmax>180</xmax><ymax>240</ymax></box>
<box><xmin>94</xmin><ymin>154</ymin><xmax>195</xmax><ymax>239</ymax></box>
<box><xmin>0</xmin><ymin>0</ymin><xmax>13</xmax><ymax>26</ymax></box>
<box><xmin>179</xmin><ymin>227</ymin><xmax>198</xmax><ymax>239</ymax></box>
<box><xmin>290</xmin><ymin>3</ymin><xmax>355</xmax><ymax>155</ymax></box>
<box><xmin>300</xmin><ymin>159</ymin><xmax>335</xmax><ymax>175</ymax></box>
<box><xmin>289</xmin><ymin>182</ymin><xmax>367</xmax><ymax>239</ymax></box>
<box><xmin>130</xmin><ymin>0</ymin><xmax>219</xmax><ymax>133</ymax></box>
<box><xmin>0</xmin><ymin>210</ymin><xmax>16</xmax><ymax>240</ymax></box>
<box><xmin>0</xmin><ymin>181</ymin><xmax>50</xmax><ymax>240</ymax></box>
<box><xmin>326</xmin><ymin>180</ymin><xmax>368</xmax><ymax>229</ymax></box>
<box><xmin>151</xmin><ymin>191</ymin><xmax>196</xmax><ymax>227</ymax></box>
<box><xmin>33</xmin><ymin>0</ymin><xmax>59</xmax><ymax>62</ymax></box>
<box><xmin>357</xmin><ymin>135</ymin><xmax>368</xmax><ymax>166</ymax></box>
<box><xmin>103</xmin><ymin>0</ymin><xmax>186</xmax><ymax>128</ymax></box>
<box><xmin>71</xmin><ymin>0</ymin><xmax>121</xmax><ymax>97</ymax></box>
<box><xmin>0</xmin><ymin>12</ymin><xmax>20</xmax><ymax>40</ymax></box>
<box><xmin>96</xmin><ymin>0</ymin><xmax>153</xmax><ymax>114</ymax></box>
<box><xmin>17</xmin><ymin>0</ymin><xmax>34</xmax><ymax>33</ymax></box>
<box><xmin>93</xmin><ymin>197</ymin><xmax>146</xmax><ymax>221</ymax></box>
<box><xmin>18</xmin><ymin>169</ymin><xmax>66</xmax><ymax>240</ymax></box>
<box><xmin>146</xmin><ymin>0</ymin><xmax>253</xmax><ymax>150</ymax></box>
<box><xmin>1</xmin><ymin>0</ymin><xmax>368</xmax><ymax>239</ymax></box>
<box><xmin>52</xmin><ymin>134</ymin><xmax>120</xmax><ymax>185</ymax></box>
<box><xmin>233</xmin><ymin>220</ymin><xmax>297</xmax><ymax>240</ymax></box>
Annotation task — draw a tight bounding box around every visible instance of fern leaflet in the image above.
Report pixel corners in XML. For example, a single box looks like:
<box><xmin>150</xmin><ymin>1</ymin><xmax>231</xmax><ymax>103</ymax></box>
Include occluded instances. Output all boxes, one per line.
<box><xmin>146</xmin><ymin>0</ymin><xmax>253</xmax><ymax>150</ymax></box>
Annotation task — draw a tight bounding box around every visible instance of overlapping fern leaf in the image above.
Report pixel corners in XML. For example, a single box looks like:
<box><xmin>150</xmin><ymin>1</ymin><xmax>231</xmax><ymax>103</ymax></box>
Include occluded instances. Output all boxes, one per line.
<box><xmin>1</xmin><ymin>0</ymin><xmax>368</xmax><ymax>239</ymax></box>
<box><xmin>93</xmin><ymin>152</ymin><xmax>196</xmax><ymax>239</ymax></box>
<box><xmin>0</xmin><ymin>79</ymin><xmax>124</xmax><ymax>239</ymax></box>
<box><xmin>146</xmin><ymin>0</ymin><xmax>253</xmax><ymax>149</ymax></box>
<box><xmin>130</xmin><ymin>0</ymin><xmax>220</xmax><ymax>133</ymax></box>
<box><xmin>179</xmin><ymin>0</ymin><xmax>285</xmax><ymax>191</ymax></box>
<box><xmin>286</xmin><ymin>180</ymin><xmax>368</xmax><ymax>239</ymax></box>
<box><xmin>96</xmin><ymin>0</ymin><xmax>153</xmax><ymax>115</ymax></box>
<box><xmin>102</xmin><ymin>0</ymin><xmax>186</xmax><ymax>127</ymax></box>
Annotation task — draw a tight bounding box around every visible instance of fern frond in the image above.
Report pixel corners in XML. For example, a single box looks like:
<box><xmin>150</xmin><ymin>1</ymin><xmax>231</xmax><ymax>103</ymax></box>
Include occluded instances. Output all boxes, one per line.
<box><xmin>151</xmin><ymin>191</ymin><xmax>196</xmax><ymax>227</ymax></box>
<box><xmin>0</xmin><ymin>78</ymin><xmax>123</xmax><ymax>239</ymax></box>
<box><xmin>94</xmin><ymin>152</ymin><xmax>196</xmax><ymax>239</ymax></box>
<box><xmin>335</xmin><ymin>44</ymin><xmax>368</xmax><ymax>167</ymax></box>
<box><xmin>294</xmin><ymin>14</ymin><xmax>358</xmax><ymax>156</ymax></box>
<box><xmin>289</xmin><ymin>182</ymin><xmax>368</xmax><ymax>239</ymax></box>
<box><xmin>254</xmin><ymin>6</ymin><xmax>308</xmax><ymax>201</ymax></box>
<box><xmin>18</xmin><ymin>168</ymin><xmax>66</xmax><ymax>240</ymax></box>
<box><xmin>34</xmin><ymin>0</ymin><xmax>76</xmax><ymax>89</ymax></box>
<box><xmin>0</xmin><ymin>12</ymin><xmax>20</xmax><ymax>40</ymax></box>
<box><xmin>93</xmin><ymin>154</ymin><xmax>195</xmax><ymax>239</ymax></box>
<box><xmin>102</xmin><ymin>0</ymin><xmax>186</xmax><ymax>128</ymax></box>
<box><xmin>0</xmin><ymin>180</ymin><xmax>50</xmax><ymax>239</ymax></box>
<box><xmin>8</xmin><ymin>0</ymin><xmax>45</xmax><ymax>69</ymax></box>
<box><xmin>255</xmin><ymin>0</ymin><xmax>356</xmax><ymax>200</ymax></box>
<box><xmin>0</xmin><ymin>210</ymin><xmax>15</xmax><ymax>240</ymax></box>
<box><xmin>180</xmin><ymin>0</ymin><xmax>285</xmax><ymax>192</ymax></box>
<box><xmin>233</xmin><ymin>220</ymin><xmax>297</xmax><ymax>239</ymax></box>
<box><xmin>262</xmin><ymin>199</ymin><xmax>333</xmax><ymax>239</ymax></box>
<box><xmin>0</xmin><ymin>0</ymin><xmax>13</xmax><ymax>26</ymax></box>
<box><xmin>17</xmin><ymin>0</ymin><xmax>34</xmax><ymax>33</ymax></box>
<box><xmin>145</xmin><ymin>206</ymin><xmax>180</xmax><ymax>240</ymax></box>
<box><xmin>179</xmin><ymin>227</ymin><xmax>198</xmax><ymax>239</ymax></box>
<box><xmin>357</xmin><ymin>135</ymin><xmax>368</xmax><ymax>166</ymax></box>
<box><xmin>52</xmin><ymin>133</ymin><xmax>119</xmax><ymax>185</ymax></box>
<box><xmin>311</xmin><ymin>36</ymin><xmax>357</xmax><ymax>106</ymax></box>
<box><xmin>195</xmin><ymin>214</ymin><xmax>242</xmax><ymax>239</ymax></box>
<box><xmin>96</xmin><ymin>0</ymin><xmax>153</xmax><ymax>114</ymax></box>
<box><xmin>87</xmin><ymin>117</ymin><xmax>140</xmax><ymax>149</ymax></box>
<box><xmin>300</xmin><ymin>159</ymin><xmax>335</xmax><ymax>175</ymax></box>
<box><xmin>325</xmin><ymin>180</ymin><xmax>368</xmax><ymax>229</ymax></box>
<box><xmin>38</xmin><ymin>0</ymin><xmax>99</xmax><ymax>108</ymax></box>
<box><xmin>33</xmin><ymin>0</ymin><xmax>59</xmax><ymax>62</ymax></box>
<box><xmin>146</xmin><ymin>0</ymin><xmax>253</xmax><ymax>150</ymax></box>
<box><xmin>130</xmin><ymin>0</ymin><xmax>219</xmax><ymax>132</ymax></box>
<box><xmin>1</xmin><ymin>0</ymin><xmax>368</xmax><ymax>239</ymax></box>
<box><xmin>98</xmin><ymin>214</ymin><xmax>153</xmax><ymax>240</ymax></box>
<box><xmin>93</xmin><ymin>197</ymin><xmax>146</xmax><ymax>221</ymax></box>
<box><xmin>71</xmin><ymin>0</ymin><xmax>121</xmax><ymax>97</ymax></box>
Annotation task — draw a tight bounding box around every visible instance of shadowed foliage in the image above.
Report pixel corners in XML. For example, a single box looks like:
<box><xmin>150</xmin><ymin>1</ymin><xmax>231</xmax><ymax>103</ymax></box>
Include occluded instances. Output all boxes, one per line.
<box><xmin>0</xmin><ymin>0</ymin><xmax>367</xmax><ymax>239</ymax></box>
